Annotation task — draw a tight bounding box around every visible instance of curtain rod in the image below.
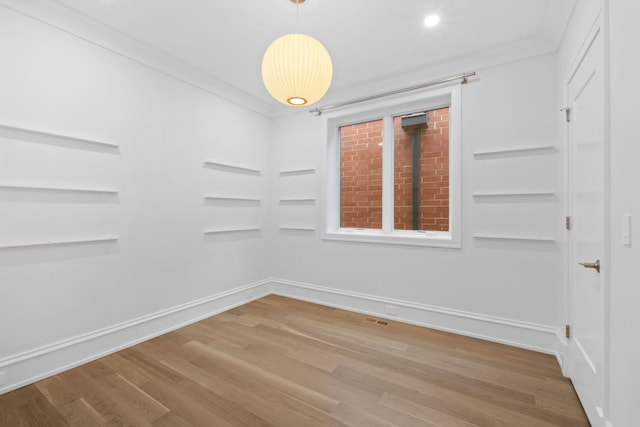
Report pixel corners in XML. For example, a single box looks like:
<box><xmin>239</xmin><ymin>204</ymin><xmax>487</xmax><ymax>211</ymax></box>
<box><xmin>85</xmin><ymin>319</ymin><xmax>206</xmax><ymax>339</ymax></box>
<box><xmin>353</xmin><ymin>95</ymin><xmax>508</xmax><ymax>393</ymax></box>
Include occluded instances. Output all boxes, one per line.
<box><xmin>309</xmin><ymin>71</ymin><xmax>476</xmax><ymax>116</ymax></box>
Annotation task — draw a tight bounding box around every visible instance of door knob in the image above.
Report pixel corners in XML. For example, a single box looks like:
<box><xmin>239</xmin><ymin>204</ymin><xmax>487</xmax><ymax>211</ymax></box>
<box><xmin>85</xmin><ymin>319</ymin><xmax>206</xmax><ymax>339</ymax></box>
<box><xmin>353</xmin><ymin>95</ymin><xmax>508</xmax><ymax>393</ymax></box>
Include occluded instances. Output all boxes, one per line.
<box><xmin>579</xmin><ymin>259</ymin><xmax>600</xmax><ymax>273</ymax></box>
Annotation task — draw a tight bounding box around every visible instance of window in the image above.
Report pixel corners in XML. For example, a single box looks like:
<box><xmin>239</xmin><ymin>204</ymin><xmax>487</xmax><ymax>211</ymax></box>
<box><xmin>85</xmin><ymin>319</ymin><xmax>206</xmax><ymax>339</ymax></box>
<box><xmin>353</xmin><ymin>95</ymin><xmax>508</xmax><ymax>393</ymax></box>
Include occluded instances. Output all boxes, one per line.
<box><xmin>393</xmin><ymin>108</ymin><xmax>450</xmax><ymax>232</ymax></box>
<box><xmin>323</xmin><ymin>85</ymin><xmax>461</xmax><ymax>247</ymax></box>
<box><xmin>339</xmin><ymin>119</ymin><xmax>384</xmax><ymax>229</ymax></box>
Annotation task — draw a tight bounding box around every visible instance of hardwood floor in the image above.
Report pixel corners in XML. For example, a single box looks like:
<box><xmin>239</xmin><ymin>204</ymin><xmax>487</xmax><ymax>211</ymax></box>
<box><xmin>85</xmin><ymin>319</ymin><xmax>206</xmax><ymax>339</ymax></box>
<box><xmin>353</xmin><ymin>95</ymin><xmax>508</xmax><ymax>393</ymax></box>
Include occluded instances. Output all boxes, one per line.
<box><xmin>0</xmin><ymin>295</ymin><xmax>589</xmax><ymax>426</ymax></box>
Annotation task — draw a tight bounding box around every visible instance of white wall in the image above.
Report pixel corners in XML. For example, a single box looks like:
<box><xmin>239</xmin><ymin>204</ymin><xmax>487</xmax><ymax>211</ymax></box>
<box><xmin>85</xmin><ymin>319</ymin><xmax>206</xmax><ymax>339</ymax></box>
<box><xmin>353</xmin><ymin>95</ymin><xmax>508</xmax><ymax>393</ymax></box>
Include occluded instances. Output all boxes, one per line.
<box><xmin>557</xmin><ymin>0</ymin><xmax>640</xmax><ymax>424</ymax></box>
<box><xmin>0</xmin><ymin>6</ymin><xmax>270</xmax><ymax>392</ymax></box>
<box><xmin>270</xmin><ymin>53</ymin><xmax>563</xmax><ymax>354</ymax></box>
<box><xmin>608</xmin><ymin>1</ymin><xmax>640</xmax><ymax>425</ymax></box>
<box><xmin>5</xmin><ymin>5</ymin><xmax>635</xmax><ymax>424</ymax></box>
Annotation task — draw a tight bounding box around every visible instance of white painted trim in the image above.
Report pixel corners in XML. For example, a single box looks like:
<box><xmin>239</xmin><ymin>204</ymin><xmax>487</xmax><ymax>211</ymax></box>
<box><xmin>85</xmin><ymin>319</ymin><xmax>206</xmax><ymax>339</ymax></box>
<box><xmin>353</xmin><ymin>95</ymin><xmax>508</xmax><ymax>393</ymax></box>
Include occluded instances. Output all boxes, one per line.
<box><xmin>203</xmin><ymin>228</ymin><xmax>261</xmax><ymax>235</ymax></box>
<box><xmin>563</xmin><ymin>9</ymin><xmax>611</xmax><ymax>425</ymax></box>
<box><xmin>472</xmin><ymin>191</ymin><xmax>557</xmax><ymax>199</ymax></box>
<box><xmin>203</xmin><ymin>196</ymin><xmax>261</xmax><ymax>203</ymax></box>
<box><xmin>473</xmin><ymin>233</ymin><xmax>556</xmax><ymax>242</ymax></box>
<box><xmin>279</xmin><ymin>198</ymin><xmax>316</xmax><ymax>204</ymax></box>
<box><xmin>0</xmin><ymin>280</ymin><xmax>271</xmax><ymax>395</ymax></box>
<box><xmin>555</xmin><ymin>327</ymin><xmax>569</xmax><ymax>375</ymax></box>
<box><xmin>278</xmin><ymin>227</ymin><xmax>316</xmax><ymax>232</ymax></box>
<box><xmin>268</xmin><ymin>278</ymin><xmax>563</xmax><ymax>356</ymax></box>
<box><xmin>279</xmin><ymin>169</ymin><xmax>316</xmax><ymax>176</ymax></box>
<box><xmin>0</xmin><ymin>122</ymin><xmax>120</xmax><ymax>150</ymax></box>
<box><xmin>0</xmin><ymin>185</ymin><xmax>118</xmax><ymax>195</ymax></box>
<box><xmin>0</xmin><ymin>2</ymin><xmax>273</xmax><ymax>117</ymax></box>
<box><xmin>0</xmin><ymin>237</ymin><xmax>118</xmax><ymax>250</ymax></box>
<box><xmin>0</xmin><ymin>277</ymin><xmax>567</xmax><ymax>396</ymax></box>
<box><xmin>203</xmin><ymin>161</ymin><xmax>262</xmax><ymax>176</ymax></box>
<box><xmin>322</xmin><ymin>85</ymin><xmax>462</xmax><ymax>248</ymax></box>
<box><xmin>472</xmin><ymin>145</ymin><xmax>557</xmax><ymax>158</ymax></box>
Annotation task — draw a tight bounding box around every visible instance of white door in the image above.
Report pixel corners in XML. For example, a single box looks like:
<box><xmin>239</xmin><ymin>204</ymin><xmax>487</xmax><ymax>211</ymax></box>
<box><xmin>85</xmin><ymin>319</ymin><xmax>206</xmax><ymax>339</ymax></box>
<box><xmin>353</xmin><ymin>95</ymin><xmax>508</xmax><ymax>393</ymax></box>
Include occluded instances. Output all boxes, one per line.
<box><xmin>566</xmin><ymin>18</ymin><xmax>607</xmax><ymax>426</ymax></box>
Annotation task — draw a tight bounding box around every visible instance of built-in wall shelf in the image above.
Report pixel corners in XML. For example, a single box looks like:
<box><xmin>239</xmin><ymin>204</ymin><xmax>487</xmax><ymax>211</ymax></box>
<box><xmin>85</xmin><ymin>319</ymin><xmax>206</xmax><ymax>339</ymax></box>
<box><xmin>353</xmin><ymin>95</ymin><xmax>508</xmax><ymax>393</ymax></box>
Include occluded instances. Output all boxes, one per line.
<box><xmin>0</xmin><ymin>237</ymin><xmax>118</xmax><ymax>250</ymax></box>
<box><xmin>279</xmin><ymin>168</ymin><xmax>316</xmax><ymax>177</ymax></box>
<box><xmin>203</xmin><ymin>228</ymin><xmax>261</xmax><ymax>235</ymax></box>
<box><xmin>473</xmin><ymin>233</ymin><xmax>555</xmax><ymax>242</ymax></box>
<box><xmin>279</xmin><ymin>226</ymin><xmax>316</xmax><ymax>232</ymax></box>
<box><xmin>473</xmin><ymin>145</ymin><xmax>557</xmax><ymax>159</ymax></box>
<box><xmin>204</xmin><ymin>196</ymin><xmax>261</xmax><ymax>202</ymax></box>
<box><xmin>472</xmin><ymin>191</ymin><xmax>557</xmax><ymax>199</ymax></box>
<box><xmin>203</xmin><ymin>161</ymin><xmax>261</xmax><ymax>176</ymax></box>
<box><xmin>0</xmin><ymin>123</ymin><xmax>120</xmax><ymax>152</ymax></box>
<box><xmin>279</xmin><ymin>198</ymin><xmax>316</xmax><ymax>205</ymax></box>
<box><xmin>0</xmin><ymin>185</ymin><xmax>118</xmax><ymax>195</ymax></box>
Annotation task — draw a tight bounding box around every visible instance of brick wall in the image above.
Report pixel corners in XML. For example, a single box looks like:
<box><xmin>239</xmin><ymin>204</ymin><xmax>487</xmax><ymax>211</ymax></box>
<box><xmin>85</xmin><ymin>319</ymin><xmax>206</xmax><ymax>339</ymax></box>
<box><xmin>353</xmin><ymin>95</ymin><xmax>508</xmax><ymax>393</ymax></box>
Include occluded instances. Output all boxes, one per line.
<box><xmin>340</xmin><ymin>119</ymin><xmax>383</xmax><ymax>228</ymax></box>
<box><xmin>394</xmin><ymin>108</ymin><xmax>449</xmax><ymax>231</ymax></box>
<box><xmin>339</xmin><ymin>108</ymin><xmax>449</xmax><ymax>231</ymax></box>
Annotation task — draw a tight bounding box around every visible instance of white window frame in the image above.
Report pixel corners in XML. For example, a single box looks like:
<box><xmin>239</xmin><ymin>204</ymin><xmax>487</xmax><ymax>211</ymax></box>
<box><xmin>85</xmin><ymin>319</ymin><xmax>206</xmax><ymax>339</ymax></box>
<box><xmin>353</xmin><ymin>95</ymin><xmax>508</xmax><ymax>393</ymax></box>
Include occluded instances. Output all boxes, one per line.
<box><xmin>321</xmin><ymin>84</ymin><xmax>461</xmax><ymax>248</ymax></box>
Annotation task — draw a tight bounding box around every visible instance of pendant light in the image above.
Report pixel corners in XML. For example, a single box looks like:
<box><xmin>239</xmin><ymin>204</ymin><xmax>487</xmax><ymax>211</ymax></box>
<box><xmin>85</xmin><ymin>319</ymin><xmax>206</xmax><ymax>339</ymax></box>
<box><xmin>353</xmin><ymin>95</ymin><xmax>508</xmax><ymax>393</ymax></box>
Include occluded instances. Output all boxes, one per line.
<box><xmin>261</xmin><ymin>0</ymin><xmax>333</xmax><ymax>107</ymax></box>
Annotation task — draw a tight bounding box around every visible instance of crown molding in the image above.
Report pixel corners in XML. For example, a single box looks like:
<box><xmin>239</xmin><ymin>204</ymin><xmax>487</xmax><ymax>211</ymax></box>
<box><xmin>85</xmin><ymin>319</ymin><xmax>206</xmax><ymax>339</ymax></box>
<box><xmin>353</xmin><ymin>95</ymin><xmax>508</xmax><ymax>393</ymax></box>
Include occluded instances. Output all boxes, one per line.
<box><xmin>1</xmin><ymin>0</ymin><xmax>278</xmax><ymax>117</ymax></box>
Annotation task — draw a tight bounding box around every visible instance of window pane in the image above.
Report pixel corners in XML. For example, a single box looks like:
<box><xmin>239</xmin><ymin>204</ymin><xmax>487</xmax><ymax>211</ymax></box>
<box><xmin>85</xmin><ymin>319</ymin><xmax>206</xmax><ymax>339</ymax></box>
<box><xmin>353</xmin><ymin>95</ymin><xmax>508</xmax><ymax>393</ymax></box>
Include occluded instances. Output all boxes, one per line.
<box><xmin>340</xmin><ymin>119</ymin><xmax>383</xmax><ymax>229</ymax></box>
<box><xmin>394</xmin><ymin>108</ymin><xmax>449</xmax><ymax>231</ymax></box>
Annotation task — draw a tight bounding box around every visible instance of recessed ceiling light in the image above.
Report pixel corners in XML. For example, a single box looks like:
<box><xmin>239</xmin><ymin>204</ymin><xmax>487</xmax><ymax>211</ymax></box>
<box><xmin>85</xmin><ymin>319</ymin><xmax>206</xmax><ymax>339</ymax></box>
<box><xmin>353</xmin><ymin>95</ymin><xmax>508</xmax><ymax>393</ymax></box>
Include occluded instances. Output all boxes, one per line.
<box><xmin>424</xmin><ymin>14</ymin><xmax>440</xmax><ymax>28</ymax></box>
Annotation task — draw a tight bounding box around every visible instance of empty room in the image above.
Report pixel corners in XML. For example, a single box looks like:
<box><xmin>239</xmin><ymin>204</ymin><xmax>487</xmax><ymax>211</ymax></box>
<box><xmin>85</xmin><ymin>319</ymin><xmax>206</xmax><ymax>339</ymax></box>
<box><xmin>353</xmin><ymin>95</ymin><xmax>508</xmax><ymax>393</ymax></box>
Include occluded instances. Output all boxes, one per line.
<box><xmin>0</xmin><ymin>0</ymin><xmax>638</xmax><ymax>426</ymax></box>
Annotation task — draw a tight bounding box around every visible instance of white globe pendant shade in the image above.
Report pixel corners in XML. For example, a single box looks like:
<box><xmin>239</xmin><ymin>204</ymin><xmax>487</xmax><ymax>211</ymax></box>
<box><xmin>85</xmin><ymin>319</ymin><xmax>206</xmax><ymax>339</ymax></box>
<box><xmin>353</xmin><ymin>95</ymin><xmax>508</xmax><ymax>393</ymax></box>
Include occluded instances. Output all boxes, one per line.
<box><xmin>261</xmin><ymin>33</ymin><xmax>333</xmax><ymax>107</ymax></box>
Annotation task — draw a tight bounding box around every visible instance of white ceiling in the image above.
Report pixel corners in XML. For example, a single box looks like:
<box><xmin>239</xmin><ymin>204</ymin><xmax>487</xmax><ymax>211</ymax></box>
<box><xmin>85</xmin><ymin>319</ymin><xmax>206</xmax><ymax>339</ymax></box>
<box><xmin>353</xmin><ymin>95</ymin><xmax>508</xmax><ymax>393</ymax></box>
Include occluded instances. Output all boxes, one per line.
<box><xmin>38</xmin><ymin>0</ymin><xmax>575</xmax><ymax>114</ymax></box>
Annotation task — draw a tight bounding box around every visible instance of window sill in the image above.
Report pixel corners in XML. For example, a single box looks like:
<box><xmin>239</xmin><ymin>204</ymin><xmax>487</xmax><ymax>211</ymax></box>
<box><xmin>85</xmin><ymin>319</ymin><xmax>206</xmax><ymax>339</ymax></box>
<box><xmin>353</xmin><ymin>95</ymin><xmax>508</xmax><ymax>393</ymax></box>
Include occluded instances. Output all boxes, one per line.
<box><xmin>321</xmin><ymin>229</ymin><xmax>461</xmax><ymax>248</ymax></box>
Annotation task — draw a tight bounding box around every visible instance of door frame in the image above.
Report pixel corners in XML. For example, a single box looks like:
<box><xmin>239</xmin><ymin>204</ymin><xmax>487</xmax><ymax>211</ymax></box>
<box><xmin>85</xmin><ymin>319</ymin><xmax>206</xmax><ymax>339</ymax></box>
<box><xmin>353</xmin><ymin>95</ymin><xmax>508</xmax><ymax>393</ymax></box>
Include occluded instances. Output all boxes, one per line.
<box><xmin>563</xmin><ymin>4</ymin><xmax>611</xmax><ymax>424</ymax></box>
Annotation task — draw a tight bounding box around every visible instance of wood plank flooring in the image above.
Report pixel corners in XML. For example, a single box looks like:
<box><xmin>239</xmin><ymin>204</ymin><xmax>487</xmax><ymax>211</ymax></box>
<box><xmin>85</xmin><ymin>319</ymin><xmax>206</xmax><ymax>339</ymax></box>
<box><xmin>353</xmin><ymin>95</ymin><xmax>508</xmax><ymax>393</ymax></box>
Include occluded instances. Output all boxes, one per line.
<box><xmin>0</xmin><ymin>295</ymin><xmax>589</xmax><ymax>426</ymax></box>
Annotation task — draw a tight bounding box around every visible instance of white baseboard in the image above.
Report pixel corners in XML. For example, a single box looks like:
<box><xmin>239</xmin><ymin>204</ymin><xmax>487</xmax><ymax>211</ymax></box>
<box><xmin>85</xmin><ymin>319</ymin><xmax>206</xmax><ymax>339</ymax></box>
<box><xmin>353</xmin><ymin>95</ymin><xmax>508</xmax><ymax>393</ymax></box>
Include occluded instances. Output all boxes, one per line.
<box><xmin>0</xmin><ymin>276</ymin><xmax>566</xmax><ymax>396</ymax></box>
<box><xmin>0</xmin><ymin>280</ymin><xmax>271</xmax><ymax>395</ymax></box>
<box><xmin>556</xmin><ymin>332</ymin><xmax>569</xmax><ymax>376</ymax></box>
<box><xmin>269</xmin><ymin>277</ymin><xmax>563</xmax><ymax>357</ymax></box>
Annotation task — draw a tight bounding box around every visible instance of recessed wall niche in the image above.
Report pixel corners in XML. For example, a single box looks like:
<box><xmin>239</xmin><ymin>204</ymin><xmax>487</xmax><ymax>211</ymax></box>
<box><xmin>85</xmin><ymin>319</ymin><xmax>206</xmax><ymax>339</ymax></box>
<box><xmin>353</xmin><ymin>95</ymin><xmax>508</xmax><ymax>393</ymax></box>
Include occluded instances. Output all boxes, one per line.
<box><xmin>277</xmin><ymin>168</ymin><xmax>317</xmax><ymax>233</ymax></box>
<box><xmin>202</xmin><ymin>160</ymin><xmax>263</xmax><ymax>236</ymax></box>
<box><xmin>0</xmin><ymin>124</ymin><xmax>120</xmax><ymax>249</ymax></box>
<box><xmin>471</xmin><ymin>144</ymin><xmax>559</xmax><ymax>245</ymax></box>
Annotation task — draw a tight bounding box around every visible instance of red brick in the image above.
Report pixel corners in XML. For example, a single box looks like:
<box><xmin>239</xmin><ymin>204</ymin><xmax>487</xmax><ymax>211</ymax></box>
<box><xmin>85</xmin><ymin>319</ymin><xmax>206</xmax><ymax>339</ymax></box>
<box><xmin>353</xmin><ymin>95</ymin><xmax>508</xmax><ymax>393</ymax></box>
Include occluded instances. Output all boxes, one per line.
<box><xmin>341</xmin><ymin>108</ymin><xmax>449</xmax><ymax>230</ymax></box>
